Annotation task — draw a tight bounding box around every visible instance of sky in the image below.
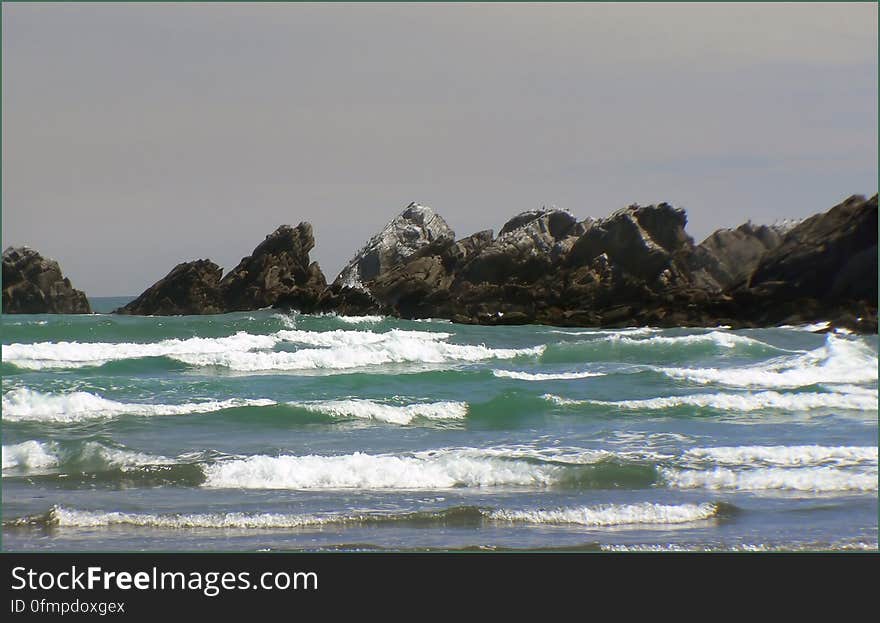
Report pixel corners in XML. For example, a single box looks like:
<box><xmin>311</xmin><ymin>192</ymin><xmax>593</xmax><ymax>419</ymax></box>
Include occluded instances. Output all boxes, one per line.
<box><xmin>2</xmin><ymin>2</ymin><xmax>877</xmax><ymax>296</ymax></box>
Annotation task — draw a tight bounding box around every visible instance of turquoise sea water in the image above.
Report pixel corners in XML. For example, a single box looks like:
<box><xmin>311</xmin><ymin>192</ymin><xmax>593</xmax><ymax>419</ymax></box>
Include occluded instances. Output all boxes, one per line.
<box><xmin>2</xmin><ymin>305</ymin><xmax>877</xmax><ymax>551</ymax></box>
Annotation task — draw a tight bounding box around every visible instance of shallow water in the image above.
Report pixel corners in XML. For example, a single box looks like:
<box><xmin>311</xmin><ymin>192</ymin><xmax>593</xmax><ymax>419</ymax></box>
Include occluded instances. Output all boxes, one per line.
<box><xmin>2</xmin><ymin>308</ymin><xmax>877</xmax><ymax>551</ymax></box>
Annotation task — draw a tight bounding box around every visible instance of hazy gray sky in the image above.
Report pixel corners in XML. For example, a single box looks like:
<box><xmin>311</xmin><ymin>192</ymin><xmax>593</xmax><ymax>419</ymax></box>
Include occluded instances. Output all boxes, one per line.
<box><xmin>3</xmin><ymin>2</ymin><xmax>877</xmax><ymax>296</ymax></box>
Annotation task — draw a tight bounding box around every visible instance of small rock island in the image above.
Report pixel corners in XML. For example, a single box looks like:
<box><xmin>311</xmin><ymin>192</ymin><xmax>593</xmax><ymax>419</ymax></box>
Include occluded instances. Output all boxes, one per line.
<box><xmin>2</xmin><ymin>246</ymin><xmax>91</xmax><ymax>314</ymax></box>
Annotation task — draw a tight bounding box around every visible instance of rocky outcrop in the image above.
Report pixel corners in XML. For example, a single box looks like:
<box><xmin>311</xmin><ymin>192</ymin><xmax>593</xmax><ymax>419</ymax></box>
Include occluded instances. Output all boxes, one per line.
<box><xmin>117</xmin><ymin>222</ymin><xmax>326</xmax><ymax>315</ymax></box>
<box><xmin>459</xmin><ymin>209</ymin><xmax>583</xmax><ymax>285</ymax></box>
<box><xmin>2</xmin><ymin>247</ymin><xmax>91</xmax><ymax>314</ymax></box>
<box><xmin>747</xmin><ymin>195</ymin><xmax>876</xmax><ymax>300</ymax></box>
<box><xmin>688</xmin><ymin>222</ymin><xmax>789</xmax><ymax>291</ymax></box>
<box><xmin>116</xmin><ymin>194</ymin><xmax>878</xmax><ymax>332</ymax></box>
<box><xmin>490</xmin><ymin>203</ymin><xmax>705</xmax><ymax>326</ymax></box>
<box><xmin>334</xmin><ymin>203</ymin><xmax>455</xmax><ymax>290</ymax></box>
<box><xmin>721</xmin><ymin>194</ymin><xmax>878</xmax><ymax>331</ymax></box>
<box><xmin>310</xmin><ymin>195</ymin><xmax>877</xmax><ymax>332</ymax></box>
<box><xmin>221</xmin><ymin>224</ymin><xmax>326</xmax><ymax>312</ymax></box>
<box><xmin>318</xmin><ymin>203</ymin><xmax>456</xmax><ymax>315</ymax></box>
<box><xmin>313</xmin><ymin>202</ymin><xmax>703</xmax><ymax>325</ymax></box>
<box><xmin>565</xmin><ymin>203</ymin><xmax>693</xmax><ymax>286</ymax></box>
<box><xmin>116</xmin><ymin>260</ymin><xmax>224</xmax><ymax>316</ymax></box>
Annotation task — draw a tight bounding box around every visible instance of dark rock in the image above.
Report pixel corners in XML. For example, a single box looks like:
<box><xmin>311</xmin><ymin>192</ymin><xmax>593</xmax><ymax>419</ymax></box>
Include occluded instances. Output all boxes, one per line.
<box><xmin>721</xmin><ymin>194</ymin><xmax>878</xmax><ymax>328</ymax></box>
<box><xmin>333</xmin><ymin>203</ymin><xmax>455</xmax><ymax>292</ymax></box>
<box><xmin>221</xmin><ymin>223</ymin><xmax>326</xmax><ymax>312</ymax></box>
<box><xmin>2</xmin><ymin>246</ymin><xmax>91</xmax><ymax>314</ymax></box>
<box><xmin>565</xmin><ymin>204</ymin><xmax>691</xmax><ymax>285</ymax></box>
<box><xmin>631</xmin><ymin>202</ymin><xmax>691</xmax><ymax>253</ymax></box>
<box><xmin>688</xmin><ymin>221</ymin><xmax>788</xmax><ymax>291</ymax></box>
<box><xmin>441</xmin><ymin>229</ymin><xmax>494</xmax><ymax>271</ymax></box>
<box><xmin>115</xmin><ymin>194</ymin><xmax>878</xmax><ymax>333</ymax></box>
<box><xmin>747</xmin><ymin>194</ymin><xmax>877</xmax><ymax>300</ymax></box>
<box><xmin>321</xmin><ymin>203</ymin><xmax>456</xmax><ymax>316</ymax></box>
<box><xmin>457</xmin><ymin>208</ymin><xmax>580</xmax><ymax>285</ymax></box>
<box><xmin>118</xmin><ymin>222</ymin><xmax>327</xmax><ymax>315</ymax></box>
<box><xmin>369</xmin><ymin>254</ymin><xmax>454</xmax><ymax>318</ymax></box>
<box><xmin>116</xmin><ymin>260</ymin><xmax>224</xmax><ymax>315</ymax></box>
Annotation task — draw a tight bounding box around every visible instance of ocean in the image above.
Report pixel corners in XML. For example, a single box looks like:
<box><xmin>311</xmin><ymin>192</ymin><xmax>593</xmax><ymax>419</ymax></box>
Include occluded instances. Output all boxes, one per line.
<box><xmin>2</xmin><ymin>299</ymin><xmax>877</xmax><ymax>552</ymax></box>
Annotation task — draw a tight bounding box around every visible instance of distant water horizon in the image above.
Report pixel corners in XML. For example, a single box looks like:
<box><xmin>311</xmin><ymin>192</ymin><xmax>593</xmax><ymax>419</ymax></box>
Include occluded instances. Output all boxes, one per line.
<box><xmin>87</xmin><ymin>296</ymin><xmax>136</xmax><ymax>314</ymax></box>
<box><xmin>3</xmin><ymin>310</ymin><xmax>877</xmax><ymax>552</ymax></box>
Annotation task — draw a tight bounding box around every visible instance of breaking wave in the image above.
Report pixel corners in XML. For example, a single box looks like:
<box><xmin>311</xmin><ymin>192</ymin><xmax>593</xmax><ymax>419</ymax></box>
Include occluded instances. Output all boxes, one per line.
<box><xmin>12</xmin><ymin>501</ymin><xmax>727</xmax><ymax>531</ymax></box>
<box><xmin>600</xmin><ymin>330</ymin><xmax>773</xmax><ymax>349</ymax></box>
<box><xmin>3</xmin><ymin>332</ymin><xmax>279</xmax><ymax>370</ymax></box>
<box><xmin>2</xmin><ymin>388</ymin><xmax>275</xmax><ymax>423</ymax></box>
<box><xmin>2</xmin><ymin>440</ymin><xmax>59</xmax><ymax>471</ymax></box>
<box><xmin>543</xmin><ymin>389</ymin><xmax>878</xmax><ymax>412</ymax></box>
<box><xmin>487</xmin><ymin>502</ymin><xmax>722</xmax><ymax>526</ymax></box>
<box><xmin>659</xmin><ymin>335</ymin><xmax>877</xmax><ymax>388</ymax></box>
<box><xmin>3</xmin><ymin>327</ymin><xmax>540</xmax><ymax>373</ymax></box>
<box><xmin>275</xmin><ymin>328</ymin><xmax>451</xmax><ymax>347</ymax></box>
<box><xmin>201</xmin><ymin>449</ymin><xmax>657</xmax><ymax>490</ymax></box>
<box><xmin>172</xmin><ymin>340</ymin><xmax>543</xmax><ymax>372</ymax></box>
<box><xmin>291</xmin><ymin>399</ymin><xmax>468</xmax><ymax>424</ymax></box>
<box><xmin>492</xmin><ymin>370</ymin><xmax>604</xmax><ymax>381</ymax></box>
<box><xmin>681</xmin><ymin>445</ymin><xmax>877</xmax><ymax>468</ymax></box>
<box><xmin>662</xmin><ymin>466</ymin><xmax>877</xmax><ymax>492</ymax></box>
<box><xmin>2</xmin><ymin>439</ymin><xmax>175</xmax><ymax>473</ymax></box>
<box><xmin>33</xmin><ymin>506</ymin><xmax>334</xmax><ymax>530</ymax></box>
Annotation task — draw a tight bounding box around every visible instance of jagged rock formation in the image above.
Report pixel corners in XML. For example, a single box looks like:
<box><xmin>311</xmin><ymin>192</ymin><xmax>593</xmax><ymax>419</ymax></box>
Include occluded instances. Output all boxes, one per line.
<box><xmin>747</xmin><ymin>195</ymin><xmax>876</xmax><ymax>300</ymax></box>
<box><xmin>308</xmin><ymin>195</ymin><xmax>876</xmax><ymax>332</ymax></box>
<box><xmin>313</xmin><ymin>202</ymin><xmax>707</xmax><ymax>325</ymax></box>
<box><xmin>720</xmin><ymin>194</ymin><xmax>878</xmax><ymax>332</ymax></box>
<box><xmin>461</xmin><ymin>209</ymin><xmax>584</xmax><ymax>285</ymax></box>
<box><xmin>320</xmin><ymin>203</ymin><xmax>456</xmax><ymax>315</ymax></box>
<box><xmin>2</xmin><ymin>246</ymin><xmax>91</xmax><ymax>314</ymax></box>
<box><xmin>688</xmin><ymin>222</ymin><xmax>790</xmax><ymax>291</ymax></box>
<box><xmin>117</xmin><ymin>194</ymin><xmax>878</xmax><ymax>332</ymax></box>
<box><xmin>116</xmin><ymin>223</ymin><xmax>326</xmax><ymax>315</ymax></box>
<box><xmin>221</xmin><ymin>223</ymin><xmax>326</xmax><ymax>312</ymax></box>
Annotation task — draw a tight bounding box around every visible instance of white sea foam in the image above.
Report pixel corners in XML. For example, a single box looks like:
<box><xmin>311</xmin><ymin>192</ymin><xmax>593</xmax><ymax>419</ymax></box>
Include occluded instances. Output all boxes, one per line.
<box><xmin>661</xmin><ymin>466</ymin><xmax>877</xmax><ymax>492</ymax></box>
<box><xmin>276</xmin><ymin>328</ymin><xmax>451</xmax><ymax>347</ymax></box>
<box><xmin>74</xmin><ymin>442</ymin><xmax>176</xmax><ymax>469</ymax></box>
<box><xmin>292</xmin><ymin>399</ymin><xmax>468</xmax><ymax>424</ymax></box>
<box><xmin>174</xmin><ymin>340</ymin><xmax>543</xmax><ymax>372</ymax></box>
<box><xmin>2</xmin><ymin>440</ymin><xmax>172</xmax><ymax>471</ymax></box>
<box><xmin>659</xmin><ymin>335</ymin><xmax>878</xmax><ymax>388</ymax></box>
<box><xmin>4</xmin><ymin>327</ymin><xmax>542</xmax><ymax>373</ymax></box>
<box><xmin>601</xmin><ymin>330</ymin><xmax>773</xmax><ymax>349</ymax></box>
<box><xmin>271</xmin><ymin>313</ymin><xmax>297</xmax><ymax>329</ymax></box>
<box><xmin>45</xmin><ymin>506</ymin><xmax>333</xmax><ymax>529</ymax></box>
<box><xmin>202</xmin><ymin>450</ymin><xmax>565</xmax><ymax>490</ymax></box>
<box><xmin>542</xmin><ymin>394</ymin><xmax>587</xmax><ymax>406</ymax></box>
<box><xmin>410</xmin><ymin>445</ymin><xmax>627</xmax><ymax>465</ymax></box>
<box><xmin>488</xmin><ymin>502</ymin><xmax>720</xmax><ymax>527</ymax></box>
<box><xmin>2</xmin><ymin>441</ymin><xmax>59</xmax><ymax>471</ymax></box>
<box><xmin>335</xmin><ymin>315</ymin><xmax>385</xmax><ymax>324</ymax></box>
<box><xmin>682</xmin><ymin>445</ymin><xmax>878</xmax><ymax>468</ymax></box>
<box><xmin>3</xmin><ymin>332</ymin><xmax>280</xmax><ymax>370</ymax></box>
<box><xmin>492</xmin><ymin>370</ymin><xmax>604</xmax><ymax>381</ymax></box>
<box><xmin>554</xmin><ymin>390</ymin><xmax>878</xmax><ymax>412</ymax></box>
<box><xmin>547</xmin><ymin>327</ymin><xmax>660</xmax><ymax>337</ymax></box>
<box><xmin>1</xmin><ymin>388</ymin><xmax>275</xmax><ymax>422</ymax></box>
